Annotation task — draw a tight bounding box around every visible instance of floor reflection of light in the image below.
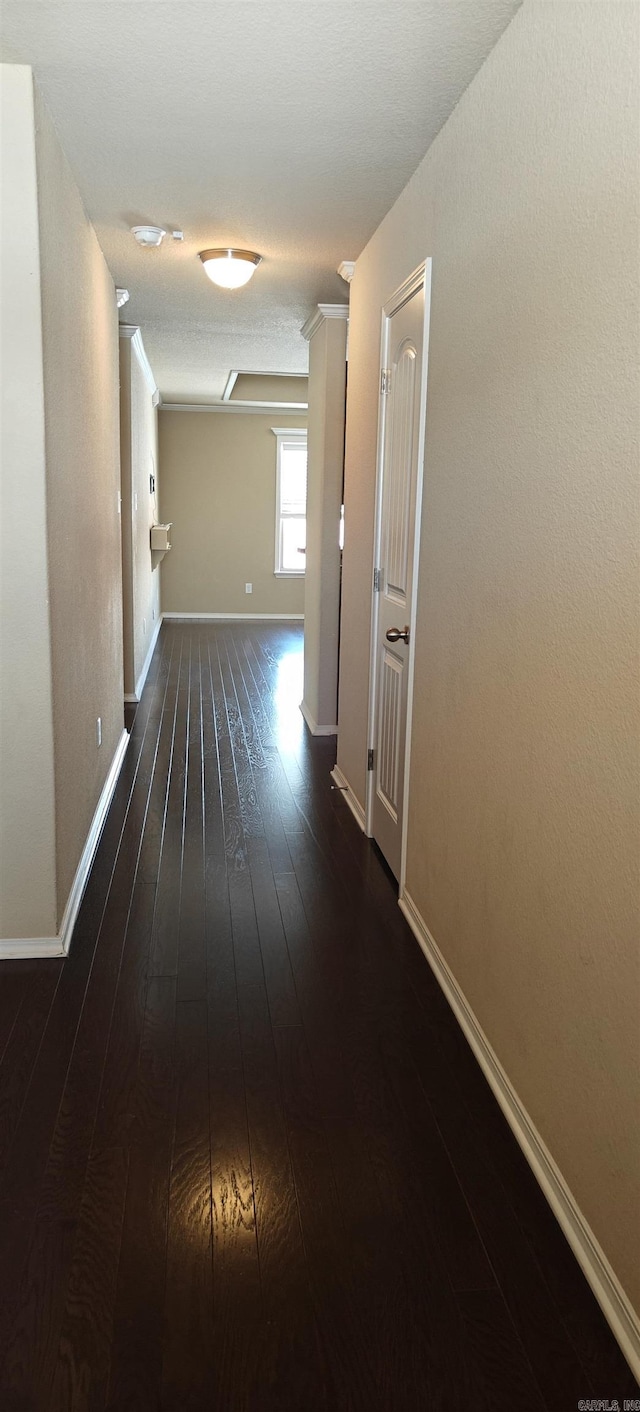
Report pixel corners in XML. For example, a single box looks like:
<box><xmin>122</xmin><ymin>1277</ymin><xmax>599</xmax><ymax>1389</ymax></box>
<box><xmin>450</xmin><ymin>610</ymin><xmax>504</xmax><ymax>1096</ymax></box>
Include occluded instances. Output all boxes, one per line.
<box><xmin>274</xmin><ymin>648</ymin><xmax>304</xmax><ymax>749</ymax></box>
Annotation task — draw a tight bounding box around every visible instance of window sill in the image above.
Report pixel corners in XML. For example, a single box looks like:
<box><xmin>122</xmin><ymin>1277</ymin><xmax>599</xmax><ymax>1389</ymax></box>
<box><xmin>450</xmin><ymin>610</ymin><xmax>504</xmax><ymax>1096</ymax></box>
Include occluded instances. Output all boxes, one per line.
<box><xmin>274</xmin><ymin>570</ymin><xmax>305</xmax><ymax>578</ymax></box>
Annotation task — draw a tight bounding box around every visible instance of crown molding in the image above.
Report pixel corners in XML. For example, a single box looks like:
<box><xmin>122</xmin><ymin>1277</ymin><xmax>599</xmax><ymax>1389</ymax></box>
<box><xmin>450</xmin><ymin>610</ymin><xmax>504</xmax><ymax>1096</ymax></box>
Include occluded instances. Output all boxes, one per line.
<box><xmin>301</xmin><ymin>303</ymin><xmax>349</xmax><ymax>341</ymax></box>
<box><xmin>337</xmin><ymin>261</ymin><xmax>356</xmax><ymax>284</ymax></box>
<box><xmin>119</xmin><ymin>324</ymin><xmax>160</xmax><ymax>405</ymax></box>
<box><xmin>160</xmin><ymin>402</ymin><xmax>307</xmax><ymax>416</ymax></box>
<box><xmin>231</xmin><ymin>401</ymin><xmax>308</xmax><ymax>411</ymax></box>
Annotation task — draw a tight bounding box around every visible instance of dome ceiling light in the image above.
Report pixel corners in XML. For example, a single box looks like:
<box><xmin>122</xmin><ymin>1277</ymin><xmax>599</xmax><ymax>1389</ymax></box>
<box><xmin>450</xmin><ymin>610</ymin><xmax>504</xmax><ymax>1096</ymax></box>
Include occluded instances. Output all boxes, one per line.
<box><xmin>131</xmin><ymin>225</ymin><xmax>167</xmax><ymax>247</ymax></box>
<box><xmin>199</xmin><ymin>248</ymin><xmax>262</xmax><ymax>289</ymax></box>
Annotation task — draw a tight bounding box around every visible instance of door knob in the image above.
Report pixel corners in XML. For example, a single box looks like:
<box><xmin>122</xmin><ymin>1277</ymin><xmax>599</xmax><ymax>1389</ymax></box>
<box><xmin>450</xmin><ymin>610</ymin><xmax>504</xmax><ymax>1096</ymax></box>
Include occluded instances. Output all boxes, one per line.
<box><xmin>385</xmin><ymin>625</ymin><xmax>410</xmax><ymax>644</ymax></box>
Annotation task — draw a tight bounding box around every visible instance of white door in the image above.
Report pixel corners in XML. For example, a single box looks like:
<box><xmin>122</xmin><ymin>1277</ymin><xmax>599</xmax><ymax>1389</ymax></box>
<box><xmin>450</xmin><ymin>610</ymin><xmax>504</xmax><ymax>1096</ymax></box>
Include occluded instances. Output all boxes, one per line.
<box><xmin>370</xmin><ymin>265</ymin><xmax>429</xmax><ymax>880</ymax></box>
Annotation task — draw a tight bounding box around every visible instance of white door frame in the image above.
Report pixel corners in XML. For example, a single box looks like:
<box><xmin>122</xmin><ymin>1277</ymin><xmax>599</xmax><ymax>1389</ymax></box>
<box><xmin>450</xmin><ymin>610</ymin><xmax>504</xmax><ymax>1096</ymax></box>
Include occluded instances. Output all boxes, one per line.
<box><xmin>365</xmin><ymin>258</ymin><xmax>433</xmax><ymax>899</ymax></box>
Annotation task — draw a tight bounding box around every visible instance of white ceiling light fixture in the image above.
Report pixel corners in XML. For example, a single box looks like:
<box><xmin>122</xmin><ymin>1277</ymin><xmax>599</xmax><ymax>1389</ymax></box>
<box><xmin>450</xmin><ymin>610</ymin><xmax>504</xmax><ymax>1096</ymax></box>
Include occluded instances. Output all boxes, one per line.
<box><xmin>131</xmin><ymin>225</ymin><xmax>166</xmax><ymax>247</ymax></box>
<box><xmin>199</xmin><ymin>248</ymin><xmax>262</xmax><ymax>290</ymax></box>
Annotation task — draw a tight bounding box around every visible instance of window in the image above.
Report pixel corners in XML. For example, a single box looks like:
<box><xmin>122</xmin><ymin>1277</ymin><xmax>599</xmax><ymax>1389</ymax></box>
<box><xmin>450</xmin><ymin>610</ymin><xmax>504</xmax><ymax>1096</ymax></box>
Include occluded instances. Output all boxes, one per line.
<box><xmin>272</xmin><ymin>429</ymin><xmax>307</xmax><ymax>576</ymax></box>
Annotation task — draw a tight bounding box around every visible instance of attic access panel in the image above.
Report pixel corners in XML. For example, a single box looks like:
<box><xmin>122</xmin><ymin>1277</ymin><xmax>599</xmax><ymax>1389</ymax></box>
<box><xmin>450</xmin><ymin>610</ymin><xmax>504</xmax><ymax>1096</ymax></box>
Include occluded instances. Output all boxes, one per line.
<box><xmin>223</xmin><ymin>371</ymin><xmax>309</xmax><ymax>407</ymax></box>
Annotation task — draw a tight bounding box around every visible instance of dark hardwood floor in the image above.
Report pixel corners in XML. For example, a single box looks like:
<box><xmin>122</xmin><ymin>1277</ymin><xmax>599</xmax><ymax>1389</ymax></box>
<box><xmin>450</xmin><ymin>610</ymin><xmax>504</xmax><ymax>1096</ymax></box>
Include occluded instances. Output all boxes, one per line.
<box><xmin>0</xmin><ymin>621</ymin><xmax>636</xmax><ymax>1411</ymax></box>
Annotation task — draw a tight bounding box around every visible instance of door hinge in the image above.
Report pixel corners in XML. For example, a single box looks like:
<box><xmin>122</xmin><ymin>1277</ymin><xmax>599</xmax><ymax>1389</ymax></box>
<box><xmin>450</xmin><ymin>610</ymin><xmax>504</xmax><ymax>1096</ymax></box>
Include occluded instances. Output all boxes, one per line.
<box><xmin>367</xmin><ymin>748</ymin><xmax>375</xmax><ymax>771</ymax></box>
<box><xmin>373</xmin><ymin>567</ymin><xmax>384</xmax><ymax>592</ymax></box>
<box><xmin>380</xmin><ymin>368</ymin><xmax>391</xmax><ymax>395</ymax></box>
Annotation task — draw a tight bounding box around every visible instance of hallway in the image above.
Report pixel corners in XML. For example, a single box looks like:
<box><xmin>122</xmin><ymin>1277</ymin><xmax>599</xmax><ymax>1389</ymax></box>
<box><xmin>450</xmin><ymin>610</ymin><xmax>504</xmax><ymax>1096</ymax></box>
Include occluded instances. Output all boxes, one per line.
<box><xmin>0</xmin><ymin>622</ymin><xmax>635</xmax><ymax>1410</ymax></box>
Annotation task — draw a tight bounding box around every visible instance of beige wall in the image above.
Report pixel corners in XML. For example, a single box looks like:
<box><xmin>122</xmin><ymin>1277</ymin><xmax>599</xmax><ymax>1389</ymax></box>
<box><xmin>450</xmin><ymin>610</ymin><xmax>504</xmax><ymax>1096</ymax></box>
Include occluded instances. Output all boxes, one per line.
<box><xmin>302</xmin><ymin>315</ymin><xmax>347</xmax><ymax>731</ymax></box>
<box><xmin>159</xmin><ymin>411</ymin><xmax>306</xmax><ymax>616</ymax></box>
<box><xmin>35</xmin><ymin>84</ymin><xmax>124</xmax><ymax>917</ymax></box>
<box><xmin>338</xmin><ymin>0</ymin><xmax>640</xmax><ymax>1315</ymax></box>
<box><xmin>0</xmin><ymin>66</ymin><xmax>57</xmax><ymax>938</ymax></box>
<box><xmin>119</xmin><ymin>333</ymin><xmax>161</xmax><ymax>697</ymax></box>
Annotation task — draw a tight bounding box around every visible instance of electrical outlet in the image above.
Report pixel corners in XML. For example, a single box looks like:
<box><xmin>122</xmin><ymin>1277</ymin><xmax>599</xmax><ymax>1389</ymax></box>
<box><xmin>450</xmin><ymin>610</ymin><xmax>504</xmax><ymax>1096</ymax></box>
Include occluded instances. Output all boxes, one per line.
<box><xmin>96</xmin><ymin>717</ymin><xmax>102</xmax><ymax>748</ymax></box>
<box><xmin>245</xmin><ymin>583</ymin><xmax>252</xmax><ymax>594</ymax></box>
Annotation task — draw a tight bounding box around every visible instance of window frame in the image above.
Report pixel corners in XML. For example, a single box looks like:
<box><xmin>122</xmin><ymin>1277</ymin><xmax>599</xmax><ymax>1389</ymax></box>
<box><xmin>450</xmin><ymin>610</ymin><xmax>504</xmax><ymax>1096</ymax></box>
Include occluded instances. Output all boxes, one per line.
<box><xmin>272</xmin><ymin>427</ymin><xmax>308</xmax><ymax>577</ymax></box>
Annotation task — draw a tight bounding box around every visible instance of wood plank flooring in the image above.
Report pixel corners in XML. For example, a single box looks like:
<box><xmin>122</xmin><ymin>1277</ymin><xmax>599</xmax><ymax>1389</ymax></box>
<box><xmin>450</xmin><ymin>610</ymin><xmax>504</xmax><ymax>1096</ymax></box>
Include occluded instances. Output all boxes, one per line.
<box><xmin>0</xmin><ymin>621</ymin><xmax>636</xmax><ymax>1411</ymax></box>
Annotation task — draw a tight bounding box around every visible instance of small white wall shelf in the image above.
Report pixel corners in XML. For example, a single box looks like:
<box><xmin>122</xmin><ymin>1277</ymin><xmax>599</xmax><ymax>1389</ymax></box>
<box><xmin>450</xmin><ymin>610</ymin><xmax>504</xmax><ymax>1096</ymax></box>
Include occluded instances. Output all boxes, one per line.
<box><xmin>150</xmin><ymin>523</ymin><xmax>172</xmax><ymax>555</ymax></box>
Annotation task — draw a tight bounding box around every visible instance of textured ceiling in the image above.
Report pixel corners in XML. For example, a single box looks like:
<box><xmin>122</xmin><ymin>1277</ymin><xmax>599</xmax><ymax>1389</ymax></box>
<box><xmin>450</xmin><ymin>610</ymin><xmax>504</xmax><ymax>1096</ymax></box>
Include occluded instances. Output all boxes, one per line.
<box><xmin>1</xmin><ymin>1</ymin><xmax>521</xmax><ymax>400</ymax></box>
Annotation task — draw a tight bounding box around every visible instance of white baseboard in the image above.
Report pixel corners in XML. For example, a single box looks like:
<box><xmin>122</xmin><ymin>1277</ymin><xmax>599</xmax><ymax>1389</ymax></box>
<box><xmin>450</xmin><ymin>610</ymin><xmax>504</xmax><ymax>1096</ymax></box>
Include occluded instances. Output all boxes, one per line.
<box><xmin>398</xmin><ymin>887</ymin><xmax>640</xmax><ymax>1381</ymax></box>
<box><xmin>330</xmin><ymin>764</ymin><xmax>366</xmax><ymax>832</ymax></box>
<box><xmin>162</xmin><ymin>612</ymin><xmax>304</xmax><ymax>621</ymax></box>
<box><xmin>300</xmin><ymin>700</ymin><xmax>338</xmax><ymax>736</ymax></box>
<box><xmin>127</xmin><ymin>614</ymin><xmax>163</xmax><ymax>702</ymax></box>
<box><xmin>0</xmin><ymin>730</ymin><xmax>129</xmax><ymax>962</ymax></box>
<box><xmin>0</xmin><ymin>935</ymin><xmax>67</xmax><ymax>960</ymax></box>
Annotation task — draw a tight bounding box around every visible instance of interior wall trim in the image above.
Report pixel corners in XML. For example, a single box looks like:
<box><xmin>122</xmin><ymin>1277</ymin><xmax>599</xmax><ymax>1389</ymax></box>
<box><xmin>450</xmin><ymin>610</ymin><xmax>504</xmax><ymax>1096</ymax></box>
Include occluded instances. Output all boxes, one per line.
<box><xmin>0</xmin><ymin>936</ymin><xmax>66</xmax><ymax>960</ymax></box>
<box><xmin>126</xmin><ymin>614</ymin><xmax>163</xmax><ymax>704</ymax></box>
<box><xmin>399</xmin><ymin>887</ymin><xmax>640</xmax><ymax>1382</ymax></box>
<box><xmin>301</xmin><ymin>303</ymin><xmax>350</xmax><ymax>341</ymax></box>
<box><xmin>330</xmin><ymin>764</ymin><xmax>366</xmax><ymax>832</ymax></box>
<box><xmin>300</xmin><ymin>700</ymin><xmax>338</xmax><ymax>737</ymax></box>
<box><xmin>119</xmin><ymin>324</ymin><xmax>160</xmax><ymax>405</ymax></box>
<box><xmin>162</xmin><ymin>612</ymin><xmax>304</xmax><ymax>621</ymax></box>
<box><xmin>0</xmin><ymin>729</ymin><xmax>129</xmax><ymax>961</ymax></box>
<box><xmin>160</xmin><ymin>402</ymin><xmax>306</xmax><ymax>415</ymax></box>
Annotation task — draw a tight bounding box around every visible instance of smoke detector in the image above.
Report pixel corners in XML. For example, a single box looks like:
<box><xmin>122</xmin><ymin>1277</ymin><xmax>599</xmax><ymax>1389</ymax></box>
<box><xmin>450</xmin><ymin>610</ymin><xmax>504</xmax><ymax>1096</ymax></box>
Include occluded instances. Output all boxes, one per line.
<box><xmin>131</xmin><ymin>225</ymin><xmax>166</xmax><ymax>248</ymax></box>
<box><xmin>116</xmin><ymin>287</ymin><xmax>130</xmax><ymax>308</ymax></box>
